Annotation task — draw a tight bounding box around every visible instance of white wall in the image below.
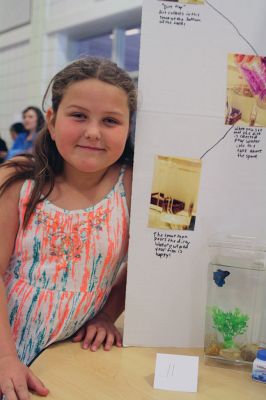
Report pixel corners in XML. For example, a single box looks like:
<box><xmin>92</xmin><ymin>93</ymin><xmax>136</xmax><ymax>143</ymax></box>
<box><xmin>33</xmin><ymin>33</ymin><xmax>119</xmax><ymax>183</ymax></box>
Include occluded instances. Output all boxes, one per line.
<box><xmin>0</xmin><ymin>0</ymin><xmax>142</xmax><ymax>145</ymax></box>
<box><xmin>0</xmin><ymin>41</ymin><xmax>30</xmax><ymax>145</ymax></box>
<box><xmin>47</xmin><ymin>0</ymin><xmax>142</xmax><ymax>36</ymax></box>
<box><xmin>0</xmin><ymin>0</ymin><xmax>30</xmax><ymax>33</ymax></box>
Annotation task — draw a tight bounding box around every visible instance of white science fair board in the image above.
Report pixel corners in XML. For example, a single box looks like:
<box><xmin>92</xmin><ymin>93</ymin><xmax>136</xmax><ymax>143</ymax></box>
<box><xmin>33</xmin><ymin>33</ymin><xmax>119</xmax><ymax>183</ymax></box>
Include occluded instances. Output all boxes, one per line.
<box><xmin>124</xmin><ymin>0</ymin><xmax>266</xmax><ymax>347</ymax></box>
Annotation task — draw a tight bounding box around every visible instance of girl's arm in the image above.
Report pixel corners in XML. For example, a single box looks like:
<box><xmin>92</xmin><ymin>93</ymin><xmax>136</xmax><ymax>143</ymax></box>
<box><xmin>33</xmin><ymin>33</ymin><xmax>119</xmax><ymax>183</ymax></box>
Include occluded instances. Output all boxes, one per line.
<box><xmin>0</xmin><ymin>166</ymin><xmax>49</xmax><ymax>399</ymax></box>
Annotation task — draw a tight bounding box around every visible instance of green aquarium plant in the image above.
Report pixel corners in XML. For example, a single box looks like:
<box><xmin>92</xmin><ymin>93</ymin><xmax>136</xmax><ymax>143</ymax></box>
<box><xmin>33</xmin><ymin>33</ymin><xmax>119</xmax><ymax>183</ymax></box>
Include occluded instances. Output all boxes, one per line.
<box><xmin>211</xmin><ymin>306</ymin><xmax>249</xmax><ymax>349</ymax></box>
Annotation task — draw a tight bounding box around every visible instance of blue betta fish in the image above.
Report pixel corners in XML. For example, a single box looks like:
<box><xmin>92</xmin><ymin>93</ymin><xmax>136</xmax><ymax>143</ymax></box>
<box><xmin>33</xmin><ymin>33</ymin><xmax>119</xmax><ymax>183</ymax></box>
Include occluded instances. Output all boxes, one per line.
<box><xmin>213</xmin><ymin>269</ymin><xmax>230</xmax><ymax>287</ymax></box>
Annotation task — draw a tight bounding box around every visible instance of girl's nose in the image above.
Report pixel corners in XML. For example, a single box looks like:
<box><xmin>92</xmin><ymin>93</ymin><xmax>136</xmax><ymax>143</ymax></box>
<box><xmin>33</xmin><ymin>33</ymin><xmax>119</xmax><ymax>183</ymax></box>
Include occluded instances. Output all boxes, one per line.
<box><xmin>84</xmin><ymin>121</ymin><xmax>101</xmax><ymax>140</ymax></box>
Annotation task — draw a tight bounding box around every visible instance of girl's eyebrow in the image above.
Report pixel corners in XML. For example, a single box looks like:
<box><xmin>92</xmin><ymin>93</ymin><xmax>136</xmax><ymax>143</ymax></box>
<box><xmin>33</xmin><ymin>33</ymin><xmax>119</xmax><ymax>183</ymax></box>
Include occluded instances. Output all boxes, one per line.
<box><xmin>65</xmin><ymin>105</ymin><xmax>88</xmax><ymax>111</ymax></box>
<box><xmin>65</xmin><ymin>104</ymin><xmax>125</xmax><ymax>116</ymax></box>
<box><xmin>103</xmin><ymin>111</ymin><xmax>125</xmax><ymax>116</ymax></box>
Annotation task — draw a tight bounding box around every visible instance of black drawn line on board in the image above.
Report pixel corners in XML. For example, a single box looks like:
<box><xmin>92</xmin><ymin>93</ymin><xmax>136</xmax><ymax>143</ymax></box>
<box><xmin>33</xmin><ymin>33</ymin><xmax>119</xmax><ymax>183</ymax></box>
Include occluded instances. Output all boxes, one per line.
<box><xmin>171</xmin><ymin>363</ymin><xmax>175</xmax><ymax>376</ymax></box>
<box><xmin>200</xmin><ymin>125</ymin><xmax>235</xmax><ymax>159</ymax></box>
<box><xmin>166</xmin><ymin>362</ymin><xmax>175</xmax><ymax>377</ymax></box>
<box><xmin>166</xmin><ymin>362</ymin><xmax>171</xmax><ymax>377</ymax></box>
<box><xmin>205</xmin><ymin>0</ymin><xmax>259</xmax><ymax>55</ymax></box>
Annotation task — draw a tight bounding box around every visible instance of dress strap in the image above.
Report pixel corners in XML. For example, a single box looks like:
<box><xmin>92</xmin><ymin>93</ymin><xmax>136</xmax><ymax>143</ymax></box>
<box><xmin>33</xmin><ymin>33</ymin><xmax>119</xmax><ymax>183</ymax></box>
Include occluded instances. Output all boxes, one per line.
<box><xmin>118</xmin><ymin>164</ymin><xmax>127</xmax><ymax>177</ymax></box>
<box><xmin>18</xmin><ymin>180</ymin><xmax>34</xmax><ymax>225</ymax></box>
<box><xmin>19</xmin><ymin>179</ymin><xmax>34</xmax><ymax>202</ymax></box>
<box><xmin>116</xmin><ymin>164</ymin><xmax>128</xmax><ymax>187</ymax></box>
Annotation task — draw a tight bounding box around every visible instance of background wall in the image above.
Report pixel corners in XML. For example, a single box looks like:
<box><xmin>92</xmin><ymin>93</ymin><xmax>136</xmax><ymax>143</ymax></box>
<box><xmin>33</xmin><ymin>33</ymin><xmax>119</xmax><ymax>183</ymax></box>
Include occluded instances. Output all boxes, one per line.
<box><xmin>0</xmin><ymin>0</ymin><xmax>31</xmax><ymax>33</ymax></box>
<box><xmin>0</xmin><ymin>0</ymin><xmax>142</xmax><ymax>146</ymax></box>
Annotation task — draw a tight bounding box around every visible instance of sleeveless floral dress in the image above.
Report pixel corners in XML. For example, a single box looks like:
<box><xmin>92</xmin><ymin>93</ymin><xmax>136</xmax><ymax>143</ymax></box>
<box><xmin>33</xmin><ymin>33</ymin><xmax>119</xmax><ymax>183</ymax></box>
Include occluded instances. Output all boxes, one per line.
<box><xmin>4</xmin><ymin>166</ymin><xmax>129</xmax><ymax>365</ymax></box>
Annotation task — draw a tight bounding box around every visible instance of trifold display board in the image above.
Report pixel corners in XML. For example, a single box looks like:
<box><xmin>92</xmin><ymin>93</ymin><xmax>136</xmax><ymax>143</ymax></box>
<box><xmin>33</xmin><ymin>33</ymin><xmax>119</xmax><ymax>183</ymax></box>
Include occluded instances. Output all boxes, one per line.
<box><xmin>124</xmin><ymin>0</ymin><xmax>266</xmax><ymax>347</ymax></box>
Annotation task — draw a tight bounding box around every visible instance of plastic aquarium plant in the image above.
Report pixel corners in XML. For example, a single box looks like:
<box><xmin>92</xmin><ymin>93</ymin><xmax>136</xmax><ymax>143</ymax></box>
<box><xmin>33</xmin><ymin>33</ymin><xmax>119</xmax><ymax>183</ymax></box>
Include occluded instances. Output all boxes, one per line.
<box><xmin>211</xmin><ymin>306</ymin><xmax>249</xmax><ymax>349</ymax></box>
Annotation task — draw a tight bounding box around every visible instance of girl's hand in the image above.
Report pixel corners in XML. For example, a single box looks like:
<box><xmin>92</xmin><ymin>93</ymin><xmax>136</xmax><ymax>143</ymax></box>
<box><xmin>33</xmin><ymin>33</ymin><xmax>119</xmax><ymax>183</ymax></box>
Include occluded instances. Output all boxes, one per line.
<box><xmin>72</xmin><ymin>312</ymin><xmax>122</xmax><ymax>352</ymax></box>
<box><xmin>0</xmin><ymin>355</ymin><xmax>49</xmax><ymax>400</ymax></box>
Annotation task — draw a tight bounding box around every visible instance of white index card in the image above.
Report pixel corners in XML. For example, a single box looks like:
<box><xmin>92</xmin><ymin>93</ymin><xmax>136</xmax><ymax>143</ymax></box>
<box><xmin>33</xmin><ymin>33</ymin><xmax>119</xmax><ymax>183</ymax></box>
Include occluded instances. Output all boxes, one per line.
<box><xmin>153</xmin><ymin>353</ymin><xmax>199</xmax><ymax>393</ymax></box>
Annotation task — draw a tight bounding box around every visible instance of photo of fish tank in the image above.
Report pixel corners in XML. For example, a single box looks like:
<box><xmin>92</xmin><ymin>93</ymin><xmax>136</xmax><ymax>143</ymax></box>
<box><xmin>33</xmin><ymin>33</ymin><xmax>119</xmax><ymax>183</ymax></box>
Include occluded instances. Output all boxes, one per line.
<box><xmin>204</xmin><ymin>234</ymin><xmax>266</xmax><ymax>365</ymax></box>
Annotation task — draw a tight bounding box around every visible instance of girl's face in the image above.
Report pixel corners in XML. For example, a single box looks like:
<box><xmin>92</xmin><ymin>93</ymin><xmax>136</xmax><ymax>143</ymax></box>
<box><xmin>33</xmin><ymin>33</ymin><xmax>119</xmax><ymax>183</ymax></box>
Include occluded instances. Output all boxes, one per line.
<box><xmin>47</xmin><ymin>78</ymin><xmax>130</xmax><ymax>174</ymax></box>
<box><xmin>23</xmin><ymin>109</ymin><xmax>38</xmax><ymax>132</ymax></box>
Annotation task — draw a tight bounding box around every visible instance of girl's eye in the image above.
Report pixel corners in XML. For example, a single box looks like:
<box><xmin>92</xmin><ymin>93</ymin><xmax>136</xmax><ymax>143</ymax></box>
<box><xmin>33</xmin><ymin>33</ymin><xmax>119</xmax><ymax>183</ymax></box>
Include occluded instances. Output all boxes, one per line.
<box><xmin>71</xmin><ymin>113</ymin><xmax>86</xmax><ymax>120</ymax></box>
<box><xmin>103</xmin><ymin>117</ymin><xmax>119</xmax><ymax>126</ymax></box>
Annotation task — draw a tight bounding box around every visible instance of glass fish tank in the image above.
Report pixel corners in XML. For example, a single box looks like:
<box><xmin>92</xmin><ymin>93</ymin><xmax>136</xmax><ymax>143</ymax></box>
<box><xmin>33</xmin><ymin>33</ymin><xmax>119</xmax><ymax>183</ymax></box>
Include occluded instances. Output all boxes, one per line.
<box><xmin>204</xmin><ymin>234</ymin><xmax>266</xmax><ymax>365</ymax></box>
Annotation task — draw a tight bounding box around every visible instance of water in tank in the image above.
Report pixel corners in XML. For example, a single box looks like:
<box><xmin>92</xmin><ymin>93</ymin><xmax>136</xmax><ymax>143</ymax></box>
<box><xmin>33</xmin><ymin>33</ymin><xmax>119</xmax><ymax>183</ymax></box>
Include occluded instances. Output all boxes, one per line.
<box><xmin>204</xmin><ymin>234</ymin><xmax>266</xmax><ymax>365</ymax></box>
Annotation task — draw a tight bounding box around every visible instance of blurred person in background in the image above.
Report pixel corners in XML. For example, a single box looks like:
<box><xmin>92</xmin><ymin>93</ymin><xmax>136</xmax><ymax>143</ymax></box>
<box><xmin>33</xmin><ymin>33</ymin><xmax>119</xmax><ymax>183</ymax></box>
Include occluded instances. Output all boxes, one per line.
<box><xmin>0</xmin><ymin>135</ymin><xmax>8</xmax><ymax>164</ymax></box>
<box><xmin>4</xmin><ymin>107</ymin><xmax>45</xmax><ymax>161</ymax></box>
<box><xmin>22</xmin><ymin>106</ymin><xmax>45</xmax><ymax>153</ymax></box>
<box><xmin>5</xmin><ymin>123</ymin><xmax>27</xmax><ymax>160</ymax></box>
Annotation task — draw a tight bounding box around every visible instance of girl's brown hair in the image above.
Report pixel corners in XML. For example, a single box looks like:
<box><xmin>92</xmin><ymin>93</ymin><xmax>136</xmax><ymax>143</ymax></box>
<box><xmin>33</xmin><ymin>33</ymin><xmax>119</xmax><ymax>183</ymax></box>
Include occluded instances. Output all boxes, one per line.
<box><xmin>0</xmin><ymin>57</ymin><xmax>137</xmax><ymax>228</ymax></box>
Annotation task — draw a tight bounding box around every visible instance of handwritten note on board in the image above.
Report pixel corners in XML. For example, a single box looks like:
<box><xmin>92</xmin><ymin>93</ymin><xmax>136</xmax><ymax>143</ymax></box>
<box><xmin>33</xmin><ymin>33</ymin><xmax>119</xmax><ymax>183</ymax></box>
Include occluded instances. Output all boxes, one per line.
<box><xmin>153</xmin><ymin>232</ymin><xmax>191</xmax><ymax>258</ymax></box>
<box><xmin>234</xmin><ymin>127</ymin><xmax>263</xmax><ymax>160</ymax></box>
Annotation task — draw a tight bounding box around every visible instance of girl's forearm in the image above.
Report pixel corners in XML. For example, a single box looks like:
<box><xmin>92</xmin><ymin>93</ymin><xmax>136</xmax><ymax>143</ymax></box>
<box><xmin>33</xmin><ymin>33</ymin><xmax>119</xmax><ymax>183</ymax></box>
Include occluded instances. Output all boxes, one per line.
<box><xmin>0</xmin><ymin>276</ymin><xmax>18</xmax><ymax>358</ymax></box>
<box><xmin>100</xmin><ymin>266</ymin><xmax>127</xmax><ymax>323</ymax></box>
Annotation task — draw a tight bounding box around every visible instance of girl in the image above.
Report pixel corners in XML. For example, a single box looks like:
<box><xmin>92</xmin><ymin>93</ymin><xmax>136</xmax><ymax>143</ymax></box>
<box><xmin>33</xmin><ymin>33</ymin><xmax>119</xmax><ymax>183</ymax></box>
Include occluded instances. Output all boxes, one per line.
<box><xmin>0</xmin><ymin>57</ymin><xmax>137</xmax><ymax>399</ymax></box>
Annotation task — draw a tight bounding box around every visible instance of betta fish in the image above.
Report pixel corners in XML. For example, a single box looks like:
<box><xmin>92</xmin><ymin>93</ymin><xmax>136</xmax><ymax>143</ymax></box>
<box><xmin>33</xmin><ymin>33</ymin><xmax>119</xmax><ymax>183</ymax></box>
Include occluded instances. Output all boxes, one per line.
<box><xmin>213</xmin><ymin>269</ymin><xmax>230</xmax><ymax>287</ymax></box>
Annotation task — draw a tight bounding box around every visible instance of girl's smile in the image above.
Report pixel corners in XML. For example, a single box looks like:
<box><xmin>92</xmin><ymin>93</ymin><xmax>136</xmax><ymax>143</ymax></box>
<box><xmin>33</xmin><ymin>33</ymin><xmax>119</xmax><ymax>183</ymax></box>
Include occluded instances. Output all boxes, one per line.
<box><xmin>76</xmin><ymin>145</ymin><xmax>105</xmax><ymax>151</ymax></box>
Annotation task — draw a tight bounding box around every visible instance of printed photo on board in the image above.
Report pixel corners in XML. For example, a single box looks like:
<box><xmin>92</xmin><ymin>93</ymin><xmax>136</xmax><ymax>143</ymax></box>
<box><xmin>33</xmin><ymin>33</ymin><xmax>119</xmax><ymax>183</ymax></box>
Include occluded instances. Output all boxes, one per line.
<box><xmin>159</xmin><ymin>0</ymin><xmax>204</xmax><ymax>4</ymax></box>
<box><xmin>148</xmin><ymin>155</ymin><xmax>202</xmax><ymax>231</ymax></box>
<box><xmin>225</xmin><ymin>54</ymin><xmax>266</xmax><ymax>128</ymax></box>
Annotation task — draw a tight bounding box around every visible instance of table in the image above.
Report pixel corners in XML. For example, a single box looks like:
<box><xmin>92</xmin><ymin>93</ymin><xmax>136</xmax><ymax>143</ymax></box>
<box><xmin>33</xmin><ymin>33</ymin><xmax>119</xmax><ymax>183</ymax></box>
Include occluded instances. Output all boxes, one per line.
<box><xmin>30</xmin><ymin>324</ymin><xmax>265</xmax><ymax>399</ymax></box>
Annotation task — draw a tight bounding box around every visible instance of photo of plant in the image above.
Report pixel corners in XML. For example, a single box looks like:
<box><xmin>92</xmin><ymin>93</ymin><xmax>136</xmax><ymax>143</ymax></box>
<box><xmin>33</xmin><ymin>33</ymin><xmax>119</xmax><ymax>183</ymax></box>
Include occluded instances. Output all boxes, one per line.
<box><xmin>225</xmin><ymin>53</ymin><xmax>266</xmax><ymax>127</ymax></box>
